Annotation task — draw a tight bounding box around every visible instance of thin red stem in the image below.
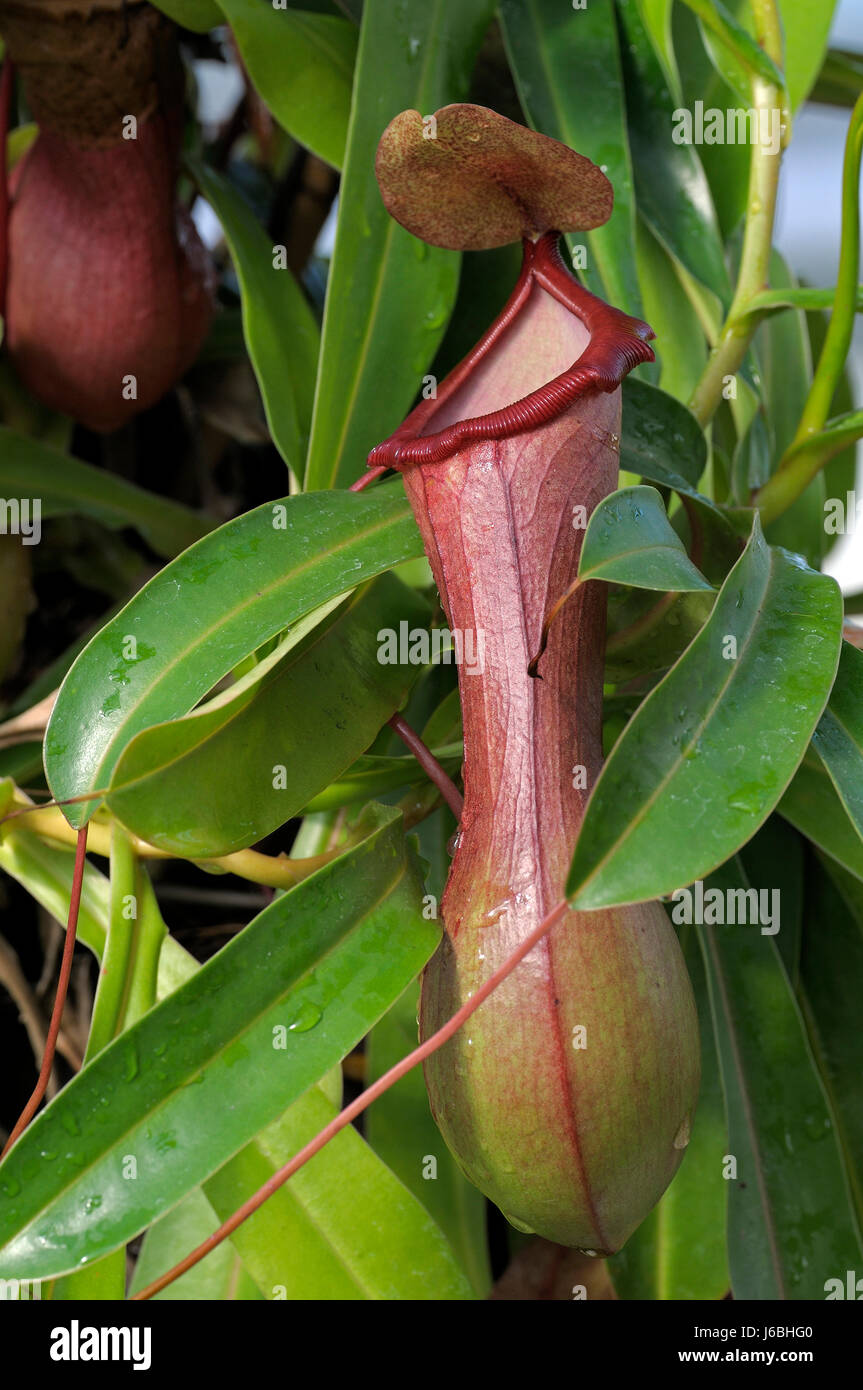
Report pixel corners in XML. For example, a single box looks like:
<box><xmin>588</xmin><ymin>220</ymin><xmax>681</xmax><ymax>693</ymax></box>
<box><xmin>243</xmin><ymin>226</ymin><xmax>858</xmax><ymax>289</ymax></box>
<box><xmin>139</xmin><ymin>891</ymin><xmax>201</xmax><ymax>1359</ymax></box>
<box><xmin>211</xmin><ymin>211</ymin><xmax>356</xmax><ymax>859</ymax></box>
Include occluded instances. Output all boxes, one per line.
<box><xmin>388</xmin><ymin>711</ymin><xmax>463</xmax><ymax>820</ymax></box>
<box><xmin>1</xmin><ymin>826</ymin><xmax>88</xmax><ymax>1157</ymax></box>
<box><xmin>349</xmin><ymin>464</ymin><xmax>389</xmax><ymax>493</ymax></box>
<box><xmin>131</xmin><ymin>894</ymin><xmax>571</xmax><ymax>1300</ymax></box>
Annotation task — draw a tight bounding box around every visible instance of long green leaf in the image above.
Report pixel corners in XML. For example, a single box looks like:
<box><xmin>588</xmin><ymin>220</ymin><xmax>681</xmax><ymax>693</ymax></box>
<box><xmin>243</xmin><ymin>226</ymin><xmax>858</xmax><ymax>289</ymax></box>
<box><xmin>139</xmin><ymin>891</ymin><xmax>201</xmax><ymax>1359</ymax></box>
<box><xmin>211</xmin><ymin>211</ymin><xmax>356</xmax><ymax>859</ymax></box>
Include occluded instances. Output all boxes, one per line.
<box><xmin>365</xmin><ymin>980</ymin><xmax>490</xmax><ymax>1297</ymax></box>
<box><xmin>699</xmin><ymin>858</ymin><xmax>862</xmax><ymax>1300</ymax></box>
<box><xmin>757</xmin><ymin>250</ymin><xmax>824</xmax><ymax>568</ymax></box>
<box><xmin>129</xmin><ymin>1188</ymin><xmax>262</xmax><ymax>1301</ymax></box>
<box><xmin>778</xmin><ymin>0</ymin><xmax>838</xmax><ymax>110</ymax></box>
<box><xmin>0</xmin><ymin>805</ymin><xmax>439</xmax><ymax>1280</ymax></box>
<box><xmin>779</xmin><ymin>750</ymin><xmax>863</xmax><ymax>884</ymax></box>
<box><xmin>608</xmin><ymin>923</ymin><xmax>729</xmax><ymax>1299</ymax></box>
<box><xmin>568</xmin><ymin>517</ymin><xmax>843</xmax><ymax>908</ymax></box>
<box><xmin>615</xmin><ymin>0</ymin><xmax>731</xmax><ymax>305</ymax></box>
<box><xmin>0</xmin><ymin>428</ymin><xmax>209</xmax><ymax>559</ymax></box>
<box><xmin>190</xmin><ymin>161</ymin><xmax>320</xmax><ymax>476</ymax></box>
<box><xmin>681</xmin><ymin>0</ymin><xmax>785</xmax><ymax>92</ymax></box>
<box><xmin>303</xmin><ymin>0</ymin><xmax>496</xmax><ymax>491</ymax></box>
<box><xmin>812</xmin><ymin>641</ymin><xmax>863</xmax><ymax>842</ymax></box>
<box><xmin>798</xmin><ymin>855</ymin><xmax>863</xmax><ymax>1232</ymax></box>
<box><xmin>738</xmin><ymin>815</ymin><xmax>804</xmax><ymax>987</ymax></box>
<box><xmin>217</xmin><ymin>1</ymin><xmax>358</xmax><ymax>169</ymax></box>
<box><xmin>45</xmin><ymin>481</ymin><xmax>422</xmax><ymax>826</ymax></box>
<box><xmin>499</xmin><ymin>0</ymin><xmax>642</xmax><ymax>315</ymax></box>
<box><xmin>202</xmin><ymin>1080</ymin><xmax>474</xmax><ymax>1300</ymax></box>
<box><xmin>151</xmin><ymin>0</ymin><xmax>220</xmax><ymax>31</ymax></box>
<box><xmin>700</xmin><ymin>0</ymin><xmax>838</xmax><ymax>113</ymax></box>
<box><xmin>634</xmin><ymin>216</ymin><xmax>708</xmax><ymax>404</ymax></box>
<box><xmin>105</xmin><ymin>576</ymin><xmax>429</xmax><ymax>856</ymax></box>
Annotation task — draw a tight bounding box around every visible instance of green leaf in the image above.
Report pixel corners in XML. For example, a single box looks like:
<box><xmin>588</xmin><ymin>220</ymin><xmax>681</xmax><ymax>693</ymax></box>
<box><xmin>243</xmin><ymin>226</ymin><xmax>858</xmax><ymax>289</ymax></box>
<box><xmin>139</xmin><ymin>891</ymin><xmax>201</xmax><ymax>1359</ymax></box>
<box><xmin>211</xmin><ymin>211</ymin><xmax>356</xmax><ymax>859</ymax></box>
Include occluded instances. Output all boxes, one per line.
<box><xmin>203</xmin><ymin>1079</ymin><xmax>474</xmax><ymax>1300</ymax></box>
<box><xmin>779</xmin><ymin>0</ymin><xmax>840</xmax><ymax>111</ymax></box>
<box><xmin>105</xmin><ymin>576</ymin><xmax>429</xmax><ymax>856</ymax></box>
<box><xmin>50</xmin><ymin>1250</ymin><xmax>126</xmax><ymax>1302</ymax></box>
<box><xmin>615</xmin><ymin>0</ymin><xmax>731</xmax><ymax>305</ymax></box>
<box><xmin>499</xmin><ymin>0</ymin><xmax>643</xmax><ymax>315</ymax></box>
<box><xmin>634</xmin><ymin>0</ymin><xmax>680</xmax><ymax>98</ymax></box>
<box><xmin>621</xmin><ymin>379</ymin><xmax>707</xmax><ymax>493</ymax></box>
<box><xmin>670</xmin><ymin>4</ymin><xmax>749</xmax><ymax>236</ymax></box>
<box><xmin>811</xmin><ymin>48</ymin><xmax>863</xmax><ymax>110</ymax></box>
<box><xmin>190</xmin><ymin>160</ymin><xmax>320</xmax><ymax>475</ymax></box>
<box><xmin>0</xmin><ymin>805</ymin><xmax>440</xmax><ymax>1280</ymax></box>
<box><xmin>216</xmin><ymin>1</ymin><xmax>358</xmax><ymax>169</ymax></box>
<box><xmin>150</xmin><ymin>0</ymin><xmax>221</xmax><ymax>31</ymax></box>
<box><xmin>568</xmin><ymin>518</ymin><xmax>843</xmax><ymax>908</ymax></box>
<box><xmin>745</xmin><ymin>284</ymin><xmax>863</xmax><ymax>320</ymax></box>
<box><xmin>779</xmin><ymin>749</ymin><xmax>863</xmax><ymax>884</ymax></box>
<box><xmin>781</xmin><ymin>410</ymin><xmax>863</xmax><ymax>483</ymax></box>
<box><xmin>812</xmin><ymin>642</ymin><xmax>863</xmax><ymax>844</ymax></box>
<box><xmin>738</xmin><ymin>816</ymin><xmax>804</xmax><ymax>987</ymax></box>
<box><xmin>608</xmin><ymin>924</ymin><xmax>729</xmax><ymax>1299</ymax></box>
<box><xmin>301</xmin><ymin>743</ymin><xmax>462</xmax><ymax>813</ymax></box>
<box><xmin>0</xmin><ymin>428</ymin><xmax>210</xmax><ymax>559</ymax></box>
<box><xmin>130</xmin><ymin>1188</ymin><xmax>263</xmax><ymax>1300</ymax></box>
<box><xmin>699</xmin><ymin>857</ymin><xmax>862</xmax><ymax>1300</ymax></box>
<box><xmin>579</xmin><ymin>486</ymin><xmax>713</xmax><ymax>591</ymax></box>
<box><xmin>757</xmin><ymin>250</ymin><xmax>824</xmax><ymax>568</ymax></box>
<box><xmin>45</xmin><ymin>481</ymin><xmax>423</xmax><ymax>827</ymax></box>
<box><xmin>634</xmin><ymin>216</ymin><xmax>708</xmax><ymax>403</ymax></box>
<box><xmin>680</xmin><ymin>0</ymin><xmax>785</xmax><ymax>92</ymax></box>
<box><xmin>798</xmin><ymin>855</ymin><xmax>863</xmax><ymax>1232</ymax></box>
<box><xmin>365</xmin><ymin>980</ymin><xmax>490</xmax><ymax>1297</ymax></box>
<box><xmin>303</xmin><ymin>0</ymin><xmax>495</xmax><ymax>491</ymax></box>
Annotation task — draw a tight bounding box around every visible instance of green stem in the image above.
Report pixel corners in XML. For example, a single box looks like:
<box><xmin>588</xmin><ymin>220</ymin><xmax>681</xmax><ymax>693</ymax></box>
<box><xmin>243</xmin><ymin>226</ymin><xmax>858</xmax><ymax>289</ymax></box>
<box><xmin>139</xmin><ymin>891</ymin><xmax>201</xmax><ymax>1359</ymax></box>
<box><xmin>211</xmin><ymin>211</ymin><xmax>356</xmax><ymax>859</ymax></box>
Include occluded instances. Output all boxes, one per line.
<box><xmin>122</xmin><ymin>865</ymin><xmax>167</xmax><ymax>1028</ymax></box>
<box><xmin>84</xmin><ymin>829</ymin><xmax>167</xmax><ymax>1060</ymax></box>
<box><xmin>8</xmin><ymin>799</ymin><xmax>341</xmax><ymax>890</ymax></box>
<box><xmin>84</xmin><ymin>823</ymin><xmax>137</xmax><ymax>1061</ymax></box>
<box><xmin>689</xmin><ymin>0</ymin><xmax>787</xmax><ymax>428</ymax></box>
<box><xmin>755</xmin><ymin>92</ymin><xmax>863</xmax><ymax>523</ymax></box>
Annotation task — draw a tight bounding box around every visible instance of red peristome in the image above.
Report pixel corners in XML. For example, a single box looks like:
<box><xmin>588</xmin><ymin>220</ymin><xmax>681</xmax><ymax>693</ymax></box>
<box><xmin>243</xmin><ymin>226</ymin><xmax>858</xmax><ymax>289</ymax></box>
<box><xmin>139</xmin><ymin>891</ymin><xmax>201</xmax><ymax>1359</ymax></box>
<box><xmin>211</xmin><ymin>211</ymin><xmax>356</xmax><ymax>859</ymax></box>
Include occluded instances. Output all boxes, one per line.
<box><xmin>368</xmin><ymin>233</ymin><xmax>654</xmax><ymax>469</ymax></box>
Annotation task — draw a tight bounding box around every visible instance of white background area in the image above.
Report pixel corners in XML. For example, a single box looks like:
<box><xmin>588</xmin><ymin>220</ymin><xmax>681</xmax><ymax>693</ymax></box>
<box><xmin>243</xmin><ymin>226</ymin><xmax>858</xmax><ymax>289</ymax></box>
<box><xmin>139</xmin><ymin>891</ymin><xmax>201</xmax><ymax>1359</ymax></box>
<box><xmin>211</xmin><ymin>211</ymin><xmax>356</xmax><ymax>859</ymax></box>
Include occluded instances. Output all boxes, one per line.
<box><xmin>774</xmin><ymin>0</ymin><xmax>861</xmax><ymax>591</ymax></box>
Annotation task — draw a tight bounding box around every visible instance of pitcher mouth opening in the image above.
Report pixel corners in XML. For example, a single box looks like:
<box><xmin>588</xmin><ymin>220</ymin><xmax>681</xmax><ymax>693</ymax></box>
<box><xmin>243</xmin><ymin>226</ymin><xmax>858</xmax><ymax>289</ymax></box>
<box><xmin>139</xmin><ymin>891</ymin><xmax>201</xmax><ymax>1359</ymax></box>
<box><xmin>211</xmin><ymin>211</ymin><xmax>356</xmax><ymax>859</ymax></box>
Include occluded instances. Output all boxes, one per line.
<box><xmin>363</xmin><ymin>232</ymin><xmax>655</xmax><ymax>475</ymax></box>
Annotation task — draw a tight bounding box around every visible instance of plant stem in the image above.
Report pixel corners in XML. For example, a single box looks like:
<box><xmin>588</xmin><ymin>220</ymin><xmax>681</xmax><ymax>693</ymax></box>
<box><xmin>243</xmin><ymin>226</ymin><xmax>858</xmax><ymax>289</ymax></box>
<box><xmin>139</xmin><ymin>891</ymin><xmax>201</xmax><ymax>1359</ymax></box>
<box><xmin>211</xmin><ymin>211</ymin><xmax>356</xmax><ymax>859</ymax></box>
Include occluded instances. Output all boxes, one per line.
<box><xmin>688</xmin><ymin>0</ymin><xmax>787</xmax><ymax>428</ymax></box>
<box><xmin>755</xmin><ymin>91</ymin><xmax>863</xmax><ymax>522</ymax></box>
<box><xmin>5</xmin><ymin>802</ymin><xmax>342</xmax><ymax>890</ymax></box>
<box><xmin>84</xmin><ymin>823</ymin><xmax>137</xmax><ymax>1061</ymax></box>
<box><xmin>83</xmin><ymin>827</ymin><xmax>167</xmax><ymax>1062</ymax></box>
<box><xmin>388</xmin><ymin>712</ymin><xmax>463</xmax><ymax>819</ymax></box>
<box><xmin>123</xmin><ymin>867</ymin><xmax>168</xmax><ymax>1029</ymax></box>
<box><xmin>1</xmin><ymin>827</ymin><xmax>88</xmax><ymax>1156</ymax></box>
